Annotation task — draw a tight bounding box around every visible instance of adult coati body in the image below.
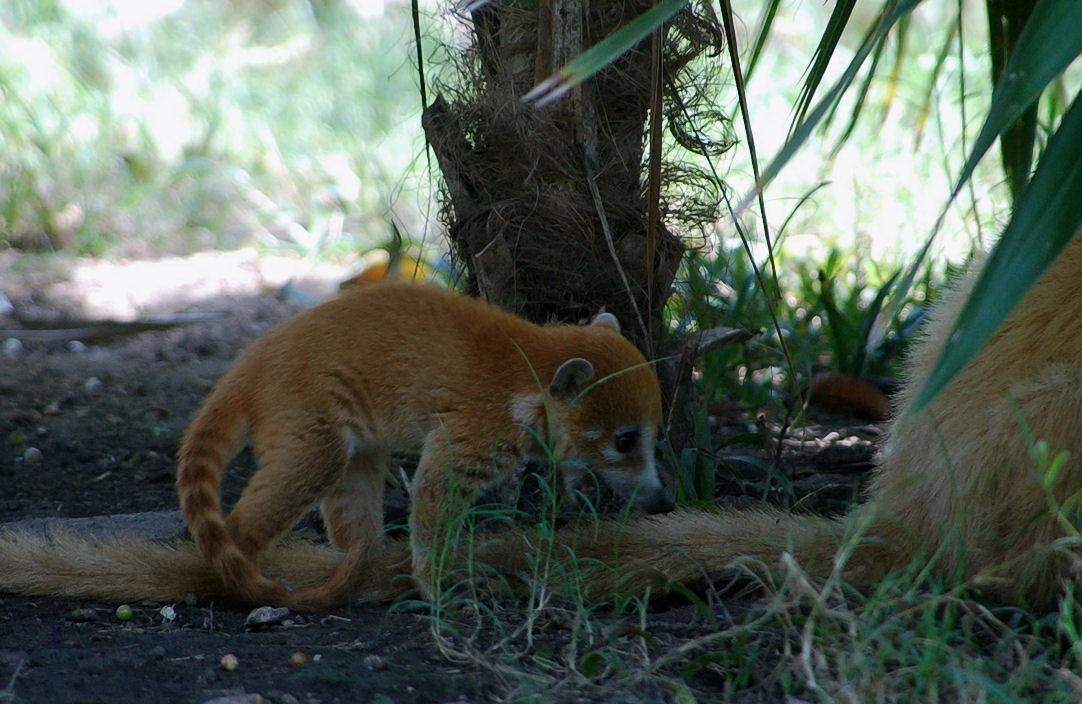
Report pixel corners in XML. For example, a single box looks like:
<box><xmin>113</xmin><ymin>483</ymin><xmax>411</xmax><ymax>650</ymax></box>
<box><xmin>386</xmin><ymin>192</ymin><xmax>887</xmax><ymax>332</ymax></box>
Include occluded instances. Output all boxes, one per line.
<box><xmin>0</xmin><ymin>233</ymin><xmax>1079</xmax><ymax>609</ymax></box>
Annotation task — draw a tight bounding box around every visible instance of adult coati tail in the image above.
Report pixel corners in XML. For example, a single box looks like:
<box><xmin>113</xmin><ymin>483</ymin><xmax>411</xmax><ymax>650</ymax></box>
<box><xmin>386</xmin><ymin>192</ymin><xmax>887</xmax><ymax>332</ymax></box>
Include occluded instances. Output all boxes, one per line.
<box><xmin>464</xmin><ymin>507</ymin><xmax>910</xmax><ymax>599</ymax></box>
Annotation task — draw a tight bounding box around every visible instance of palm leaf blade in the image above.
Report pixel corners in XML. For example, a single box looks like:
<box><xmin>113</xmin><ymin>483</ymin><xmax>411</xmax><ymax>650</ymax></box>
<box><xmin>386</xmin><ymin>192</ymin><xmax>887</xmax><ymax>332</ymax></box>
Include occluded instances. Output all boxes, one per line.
<box><xmin>737</xmin><ymin>0</ymin><xmax>922</xmax><ymax>214</ymax></box>
<box><xmin>952</xmin><ymin>0</ymin><xmax>1082</xmax><ymax>195</ymax></box>
<box><xmin>522</xmin><ymin>0</ymin><xmax>689</xmax><ymax>106</ymax></box>
<box><xmin>913</xmin><ymin>90</ymin><xmax>1082</xmax><ymax>409</ymax></box>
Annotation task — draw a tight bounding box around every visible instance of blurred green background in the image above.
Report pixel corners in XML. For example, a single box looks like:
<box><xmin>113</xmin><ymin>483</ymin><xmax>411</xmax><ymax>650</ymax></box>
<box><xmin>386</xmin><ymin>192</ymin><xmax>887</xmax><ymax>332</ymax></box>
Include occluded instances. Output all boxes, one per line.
<box><xmin>1</xmin><ymin>0</ymin><xmax>432</xmax><ymax>259</ymax></box>
<box><xmin>1</xmin><ymin>0</ymin><xmax>1077</xmax><ymax>396</ymax></box>
<box><xmin>2</xmin><ymin>0</ymin><xmax>1055</xmax><ymax>261</ymax></box>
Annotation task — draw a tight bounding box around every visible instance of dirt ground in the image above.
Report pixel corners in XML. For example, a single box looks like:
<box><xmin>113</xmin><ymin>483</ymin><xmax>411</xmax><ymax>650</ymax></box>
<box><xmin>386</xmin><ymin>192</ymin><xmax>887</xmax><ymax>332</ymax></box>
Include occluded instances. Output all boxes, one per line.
<box><xmin>0</xmin><ymin>251</ymin><xmax>880</xmax><ymax>704</ymax></box>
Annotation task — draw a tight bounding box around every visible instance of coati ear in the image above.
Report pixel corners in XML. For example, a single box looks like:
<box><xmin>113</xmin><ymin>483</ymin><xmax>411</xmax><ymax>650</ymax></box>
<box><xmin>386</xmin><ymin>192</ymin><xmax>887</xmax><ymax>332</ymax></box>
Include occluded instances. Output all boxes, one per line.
<box><xmin>549</xmin><ymin>357</ymin><xmax>595</xmax><ymax>399</ymax></box>
<box><xmin>589</xmin><ymin>312</ymin><xmax>620</xmax><ymax>333</ymax></box>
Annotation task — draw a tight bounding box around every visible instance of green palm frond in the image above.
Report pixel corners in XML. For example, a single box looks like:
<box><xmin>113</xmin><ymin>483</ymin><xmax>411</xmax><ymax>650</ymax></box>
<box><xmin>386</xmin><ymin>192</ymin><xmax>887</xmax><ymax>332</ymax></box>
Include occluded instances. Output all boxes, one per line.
<box><xmin>743</xmin><ymin>0</ymin><xmax>782</xmax><ymax>83</ymax></box>
<box><xmin>913</xmin><ymin>0</ymin><xmax>1082</xmax><ymax>408</ymax></box>
<box><xmin>792</xmin><ymin>0</ymin><xmax>857</xmax><ymax>129</ymax></box>
<box><xmin>521</xmin><ymin>0</ymin><xmax>689</xmax><ymax>106</ymax></box>
<box><xmin>952</xmin><ymin>0</ymin><xmax>1082</xmax><ymax>203</ymax></box>
<box><xmin>913</xmin><ymin>89</ymin><xmax>1082</xmax><ymax>410</ymax></box>
<box><xmin>735</xmin><ymin>0</ymin><xmax>922</xmax><ymax>214</ymax></box>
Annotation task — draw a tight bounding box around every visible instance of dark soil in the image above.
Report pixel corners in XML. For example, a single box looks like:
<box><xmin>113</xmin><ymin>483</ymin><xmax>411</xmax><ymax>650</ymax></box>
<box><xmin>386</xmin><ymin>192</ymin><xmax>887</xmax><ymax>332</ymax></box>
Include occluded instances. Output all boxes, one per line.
<box><xmin>0</xmin><ymin>254</ymin><xmax>881</xmax><ymax>704</ymax></box>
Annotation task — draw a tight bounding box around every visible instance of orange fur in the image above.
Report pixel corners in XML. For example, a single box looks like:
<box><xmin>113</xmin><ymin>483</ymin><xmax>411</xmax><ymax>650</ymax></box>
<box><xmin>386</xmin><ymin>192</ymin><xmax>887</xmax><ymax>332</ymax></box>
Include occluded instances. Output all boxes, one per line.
<box><xmin>496</xmin><ymin>230</ymin><xmax>1082</xmax><ymax>608</ymax></box>
<box><xmin>809</xmin><ymin>371</ymin><xmax>891</xmax><ymax>420</ymax></box>
<box><xmin>173</xmin><ymin>282</ymin><xmax>668</xmax><ymax>609</ymax></box>
<box><xmin>0</xmin><ymin>235</ymin><xmax>1079</xmax><ymax>610</ymax></box>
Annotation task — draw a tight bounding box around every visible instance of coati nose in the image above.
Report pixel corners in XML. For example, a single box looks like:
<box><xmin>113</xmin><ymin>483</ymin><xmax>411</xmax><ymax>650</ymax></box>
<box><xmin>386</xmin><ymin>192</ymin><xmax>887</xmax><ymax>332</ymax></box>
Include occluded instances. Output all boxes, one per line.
<box><xmin>640</xmin><ymin>490</ymin><xmax>675</xmax><ymax>515</ymax></box>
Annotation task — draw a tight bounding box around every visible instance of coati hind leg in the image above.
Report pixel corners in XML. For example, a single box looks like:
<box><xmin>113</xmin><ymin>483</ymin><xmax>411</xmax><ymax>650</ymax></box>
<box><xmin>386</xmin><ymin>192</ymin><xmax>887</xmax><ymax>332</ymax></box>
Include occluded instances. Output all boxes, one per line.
<box><xmin>282</xmin><ymin>444</ymin><xmax>388</xmax><ymax>610</ymax></box>
<box><xmin>219</xmin><ymin>416</ymin><xmax>356</xmax><ymax>605</ymax></box>
<box><xmin>227</xmin><ymin>421</ymin><xmax>348</xmax><ymax>555</ymax></box>
<box><xmin>319</xmin><ymin>444</ymin><xmax>387</xmax><ymax>551</ymax></box>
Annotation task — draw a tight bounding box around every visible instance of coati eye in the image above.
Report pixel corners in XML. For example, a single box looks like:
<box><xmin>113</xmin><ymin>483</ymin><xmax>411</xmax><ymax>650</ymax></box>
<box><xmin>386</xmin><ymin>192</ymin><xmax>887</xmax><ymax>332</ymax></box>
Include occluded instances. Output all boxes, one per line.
<box><xmin>614</xmin><ymin>429</ymin><xmax>639</xmax><ymax>454</ymax></box>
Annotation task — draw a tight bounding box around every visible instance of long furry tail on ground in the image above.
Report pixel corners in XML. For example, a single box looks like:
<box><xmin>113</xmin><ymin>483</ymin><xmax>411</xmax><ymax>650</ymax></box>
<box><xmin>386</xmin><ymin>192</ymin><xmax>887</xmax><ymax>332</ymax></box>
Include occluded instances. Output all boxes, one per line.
<box><xmin>467</xmin><ymin>508</ymin><xmax>858</xmax><ymax>597</ymax></box>
<box><xmin>0</xmin><ymin>528</ymin><xmax>404</xmax><ymax>605</ymax></box>
<box><xmin>0</xmin><ymin>507</ymin><xmax>886</xmax><ymax>607</ymax></box>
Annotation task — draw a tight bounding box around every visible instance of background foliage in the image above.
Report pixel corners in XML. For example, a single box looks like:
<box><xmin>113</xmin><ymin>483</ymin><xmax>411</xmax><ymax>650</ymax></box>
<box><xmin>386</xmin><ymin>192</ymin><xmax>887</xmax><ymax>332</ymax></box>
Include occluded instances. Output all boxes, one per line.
<box><xmin>6</xmin><ymin>0</ymin><xmax>1077</xmax><ymax>398</ymax></box>
<box><xmin>2</xmin><ymin>1</ymin><xmax>1081</xmax><ymax>701</ymax></box>
<box><xmin>0</xmin><ymin>0</ymin><xmax>432</xmax><ymax>258</ymax></box>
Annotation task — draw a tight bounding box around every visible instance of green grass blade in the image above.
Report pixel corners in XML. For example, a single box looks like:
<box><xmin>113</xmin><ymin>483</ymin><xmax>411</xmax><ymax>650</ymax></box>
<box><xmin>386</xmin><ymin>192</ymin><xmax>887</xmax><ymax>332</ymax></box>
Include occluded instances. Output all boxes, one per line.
<box><xmin>743</xmin><ymin>0</ymin><xmax>782</xmax><ymax>83</ymax></box>
<box><xmin>851</xmin><ymin>270</ymin><xmax>901</xmax><ymax>376</ymax></box>
<box><xmin>829</xmin><ymin>19</ymin><xmax>891</xmax><ymax>156</ymax></box>
<box><xmin>522</xmin><ymin>0</ymin><xmax>689</xmax><ymax>106</ymax></box>
<box><xmin>985</xmin><ymin>0</ymin><xmax>1040</xmax><ymax>203</ymax></box>
<box><xmin>913</xmin><ymin>21</ymin><xmax>958</xmax><ymax>150</ymax></box>
<box><xmin>880</xmin><ymin>12</ymin><xmax>910</xmax><ymax>113</ymax></box>
<box><xmin>913</xmin><ymin>90</ymin><xmax>1082</xmax><ymax>410</ymax></box>
<box><xmin>951</xmin><ymin>0</ymin><xmax>1082</xmax><ymax>198</ymax></box>
<box><xmin>817</xmin><ymin>271</ymin><xmax>856</xmax><ymax>373</ymax></box>
<box><xmin>412</xmin><ymin>0</ymin><xmax>431</xmax><ymax>174</ymax></box>
<box><xmin>792</xmin><ymin>0</ymin><xmax>857</xmax><ymax>128</ymax></box>
<box><xmin>736</xmin><ymin>0</ymin><xmax>922</xmax><ymax>214</ymax></box>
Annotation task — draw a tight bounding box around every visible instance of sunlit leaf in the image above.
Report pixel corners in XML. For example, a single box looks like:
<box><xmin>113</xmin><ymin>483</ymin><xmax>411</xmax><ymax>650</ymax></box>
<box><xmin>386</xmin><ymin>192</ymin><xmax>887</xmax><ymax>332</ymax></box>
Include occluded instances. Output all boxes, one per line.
<box><xmin>828</xmin><ymin>19</ymin><xmax>891</xmax><ymax>155</ymax></box>
<box><xmin>744</xmin><ymin>0</ymin><xmax>782</xmax><ymax>83</ymax></box>
<box><xmin>880</xmin><ymin>13</ymin><xmax>910</xmax><ymax>112</ymax></box>
<box><xmin>913</xmin><ymin>20</ymin><xmax>958</xmax><ymax>150</ymax></box>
